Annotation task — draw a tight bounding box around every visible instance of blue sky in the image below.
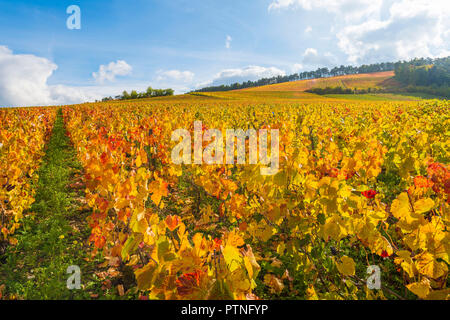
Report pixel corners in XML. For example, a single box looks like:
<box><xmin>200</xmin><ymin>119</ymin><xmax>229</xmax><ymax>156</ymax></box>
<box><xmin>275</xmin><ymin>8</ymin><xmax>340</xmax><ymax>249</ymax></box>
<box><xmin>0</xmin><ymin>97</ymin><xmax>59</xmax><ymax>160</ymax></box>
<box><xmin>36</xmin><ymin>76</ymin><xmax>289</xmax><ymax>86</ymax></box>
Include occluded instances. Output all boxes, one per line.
<box><xmin>0</xmin><ymin>0</ymin><xmax>449</xmax><ymax>106</ymax></box>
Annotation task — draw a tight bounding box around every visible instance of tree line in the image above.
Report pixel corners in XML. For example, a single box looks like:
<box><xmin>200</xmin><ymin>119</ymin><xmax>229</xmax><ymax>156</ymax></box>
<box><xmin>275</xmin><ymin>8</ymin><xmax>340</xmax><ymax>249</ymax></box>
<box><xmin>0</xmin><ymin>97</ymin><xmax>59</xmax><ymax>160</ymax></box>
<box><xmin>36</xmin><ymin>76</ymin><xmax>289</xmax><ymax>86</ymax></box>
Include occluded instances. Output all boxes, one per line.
<box><xmin>101</xmin><ymin>87</ymin><xmax>174</xmax><ymax>102</ymax></box>
<box><xmin>393</xmin><ymin>57</ymin><xmax>450</xmax><ymax>98</ymax></box>
<box><xmin>394</xmin><ymin>57</ymin><xmax>450</xmax><ymax>87</ymax></box>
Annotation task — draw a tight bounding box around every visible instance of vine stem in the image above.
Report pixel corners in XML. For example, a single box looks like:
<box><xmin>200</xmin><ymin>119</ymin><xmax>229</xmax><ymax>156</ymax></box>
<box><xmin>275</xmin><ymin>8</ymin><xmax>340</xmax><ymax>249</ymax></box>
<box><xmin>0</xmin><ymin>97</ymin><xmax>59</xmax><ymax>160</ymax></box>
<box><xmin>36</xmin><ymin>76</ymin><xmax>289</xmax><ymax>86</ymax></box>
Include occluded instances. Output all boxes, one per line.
<box><xmin>0</xmin><ymin>200</ymin><xmax>6</xmax><ymax>226</ymax></box>
<box><xmin>350</xmin><ymin>275</ymin><xmax>406</xmax><ymax>300</ymax></box>
<box><xmin>299</xmin><ymin>247</ymin><xmax>346</xmax><ymax>299</ymax></box>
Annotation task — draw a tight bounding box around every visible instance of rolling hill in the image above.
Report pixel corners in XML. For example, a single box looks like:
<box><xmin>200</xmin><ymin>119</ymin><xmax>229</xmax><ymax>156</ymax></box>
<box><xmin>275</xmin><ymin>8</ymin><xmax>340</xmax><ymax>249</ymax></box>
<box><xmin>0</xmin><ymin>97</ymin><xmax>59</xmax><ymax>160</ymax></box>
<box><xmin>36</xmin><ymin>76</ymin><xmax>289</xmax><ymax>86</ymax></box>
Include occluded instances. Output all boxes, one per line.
<box><xmin>185</xmin><ymin>71</ymin><xmax>440</xmax><ymax>101</ymax></box>
<box><xmin>239</xmin><ymin>71</ymin><xmax>398</xmax><ymax>92</ymax></box>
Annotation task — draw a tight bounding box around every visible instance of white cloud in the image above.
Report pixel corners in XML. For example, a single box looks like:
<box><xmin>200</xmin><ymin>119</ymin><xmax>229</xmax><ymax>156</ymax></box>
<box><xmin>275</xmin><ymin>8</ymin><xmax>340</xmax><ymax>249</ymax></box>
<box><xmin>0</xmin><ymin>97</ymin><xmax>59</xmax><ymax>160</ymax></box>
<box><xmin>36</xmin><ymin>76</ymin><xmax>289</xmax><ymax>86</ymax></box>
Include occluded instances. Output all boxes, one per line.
<box><xmin>0</xmin><ymin>46</ymin><xmax>196</xmax><ymax>107</ymax></box>
<box><xmin>156</xmin><ymin>70</ymin><xmax>195</xmax><ymax>83</ymax></box>
<box><xmin>304</xmin><ymin>26</ymin><xmax>312</xmax><ymax>34</ymax></box>
<box><xmin>268</xmin><ymin>0</ymin><xmax>297</xmax><ymax>11</ymax></box>
<box><xmin>225</xmin><ymin>35</ymin><xmax>232</xmax><ymax>49</ymax></box>
<box><xmin>92</xmin><ymin>60</ymin><xmax>132</xmax><ymax>84</ymax></box>
<box><xmin>0</xmin><ymin>46</ymin><xmax>163</xmax><ymax>107</ymax></box>
<box><xmin>0</xmin><ymin>46</ymin><xmax>100</xmax><ymax>107</ymax></box>
<box><xmin>0</xmin><ymin>46</ymin><xmax>56</xmax><ymax>106</ymax></box>
<box><xmin>269</xmin><ymin>0</ymin><xmax>382</xmax><ymax>22</ymax></box>
<box><xmin>292</xmin><ymin>63</ymin><xmax>304</xmax><ymax>72</ymax></box>
<box><xmin>303</xmin><ymin>48</ymin><xmax>317</xmax><ymax>57</ymax></box>
<box><xmin>337</xmin><ymin>0</ymin><xmax>450</xmax><ymax>64</ymax></box>
<box><xmin>47</xmin><ymin>85</ymin><xmax>102</xmax><ymax>105</ymax></box>
<box><xmin>205</xmin><ymin>65</ymin><xmax>286</xmax><ymax>86</ymax></box>
<box><xmin>269</xmin><ymin>0</ymin><xmax>450</xmax><ymax>64</ymax></box>
<box><xmin>301</xmin><ymin>48</ymin><xmax>336</xmax><ymax>67</ymax></box>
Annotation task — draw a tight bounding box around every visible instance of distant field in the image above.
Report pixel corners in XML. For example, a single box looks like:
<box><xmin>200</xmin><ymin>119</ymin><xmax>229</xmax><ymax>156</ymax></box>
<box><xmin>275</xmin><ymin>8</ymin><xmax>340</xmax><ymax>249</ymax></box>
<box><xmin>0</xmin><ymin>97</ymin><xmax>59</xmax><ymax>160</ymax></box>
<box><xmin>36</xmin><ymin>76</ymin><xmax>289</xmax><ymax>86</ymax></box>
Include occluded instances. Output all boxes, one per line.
<box><xmin>190</xmin><ymin>90</ymin><xmax>326</xmax><ymax>100</ymax></box>
<box><xmin>323</xmin><ymin>93</ymin><xmax>419</xmax><ymax>101</ymax></box>
<box><xmin>187</xmin><ymin>90</ymin><xmax>441</xmax><ymax>102</ymax></box>
<box><xmin>239</xmin><ymin>71</ymin><xmax>397</xmax><ymax>92</ymax></box>
<box><xmin>324</xmin><ymin>92</ymin><xmax>446</xmax><ymax>101</ymax></box>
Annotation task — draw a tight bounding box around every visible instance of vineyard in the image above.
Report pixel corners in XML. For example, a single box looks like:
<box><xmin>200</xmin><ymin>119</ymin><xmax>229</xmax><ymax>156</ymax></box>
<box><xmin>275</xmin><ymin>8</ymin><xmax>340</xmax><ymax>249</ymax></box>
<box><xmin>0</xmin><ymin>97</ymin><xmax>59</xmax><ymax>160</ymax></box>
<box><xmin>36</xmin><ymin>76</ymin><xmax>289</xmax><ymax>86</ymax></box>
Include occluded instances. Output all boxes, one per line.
<box><xmin>0</xmin><ymin>108</ymin><xmax>55</xmax><ymax>246</ymax></box>
<box><xmin>0</xmin><ymin>96</ymin><xmax>449</xmax><ymax>300</ymax></box>
<box><xmin>239</xmin><ymin>71</ymin><xmax>396</xmax><ymax>92</ymax></box>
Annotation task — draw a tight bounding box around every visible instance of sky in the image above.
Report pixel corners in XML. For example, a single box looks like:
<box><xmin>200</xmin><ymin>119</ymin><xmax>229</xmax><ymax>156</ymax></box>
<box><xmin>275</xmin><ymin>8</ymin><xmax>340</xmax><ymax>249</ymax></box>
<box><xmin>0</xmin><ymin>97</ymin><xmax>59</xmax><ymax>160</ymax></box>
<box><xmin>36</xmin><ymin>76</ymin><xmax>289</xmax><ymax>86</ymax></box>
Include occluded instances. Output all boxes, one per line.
<box><xmin>0</xmin><ymin>0</ymin><xmax>449</xmax><ymax>107</ymax></box>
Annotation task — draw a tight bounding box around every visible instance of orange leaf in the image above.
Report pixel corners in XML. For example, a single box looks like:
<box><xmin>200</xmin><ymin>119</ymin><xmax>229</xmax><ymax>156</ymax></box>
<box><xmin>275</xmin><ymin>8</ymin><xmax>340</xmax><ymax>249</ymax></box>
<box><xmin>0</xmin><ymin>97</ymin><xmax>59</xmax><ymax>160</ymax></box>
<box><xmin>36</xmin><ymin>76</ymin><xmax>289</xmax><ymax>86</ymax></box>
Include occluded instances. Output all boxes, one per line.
<box><xmin>165</xmin><ymin>215</ymin><xmax>181</xmax><ymax>231</ymax></box>
<box><xmin>117</xmin><ymin>284</ymin><xmax>125</xmax><ymax>296</ymax></box>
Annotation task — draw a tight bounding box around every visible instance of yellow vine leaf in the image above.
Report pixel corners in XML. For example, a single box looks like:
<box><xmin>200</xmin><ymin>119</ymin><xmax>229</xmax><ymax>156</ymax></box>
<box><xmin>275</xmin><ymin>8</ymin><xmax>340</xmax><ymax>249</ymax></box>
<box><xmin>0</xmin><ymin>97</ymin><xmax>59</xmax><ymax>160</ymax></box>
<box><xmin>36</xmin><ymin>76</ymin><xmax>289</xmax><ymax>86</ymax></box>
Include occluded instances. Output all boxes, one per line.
<box><xmin>223</xmin><ymin>245</ymin><xmax>242</xmax><ymax>273</ymax></box>
<box><xmin>336</xmin><ymin>256</ymin><xmax>356</xmax><ymax>276</ymax></box>
<box><xmin>413</xmin><ymin>198</ymin><xmax>435</xmax><ymax>214</ymax></box>
<box><xmin>406</xmin><ymin>280</ymin><xmax>431</xmax><ymax>299</ymax></box>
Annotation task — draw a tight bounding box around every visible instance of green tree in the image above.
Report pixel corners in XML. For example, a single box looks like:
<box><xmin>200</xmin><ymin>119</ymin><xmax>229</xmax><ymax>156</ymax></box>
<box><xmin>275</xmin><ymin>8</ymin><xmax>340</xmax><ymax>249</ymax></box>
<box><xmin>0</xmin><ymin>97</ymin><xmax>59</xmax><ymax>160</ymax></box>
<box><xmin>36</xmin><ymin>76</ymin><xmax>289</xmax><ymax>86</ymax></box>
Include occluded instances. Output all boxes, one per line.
<box><xmin>122</xmin><ymin>90</ymin><xmax>130</xmax><ymax>100</ymax></box>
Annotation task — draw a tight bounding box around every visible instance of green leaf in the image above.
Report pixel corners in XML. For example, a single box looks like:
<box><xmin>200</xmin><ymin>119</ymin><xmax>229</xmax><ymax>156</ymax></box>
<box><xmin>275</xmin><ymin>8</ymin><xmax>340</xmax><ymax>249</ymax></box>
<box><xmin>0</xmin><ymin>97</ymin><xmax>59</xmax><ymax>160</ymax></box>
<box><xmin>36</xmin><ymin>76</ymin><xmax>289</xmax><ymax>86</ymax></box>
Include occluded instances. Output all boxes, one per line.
<box><xmin>157</xmin><ymin>238</ymin><xmax>170</xmax><ymax>261</ymax></box>
<box><xmin>207</xmin><ymin>279</ymin><xmax>235</xmax><ymax>300</ymax></box>
<box><xmin>121</xmin><ymin>234</ymin><xmax>142</xmax><ymax>261</ymax></box>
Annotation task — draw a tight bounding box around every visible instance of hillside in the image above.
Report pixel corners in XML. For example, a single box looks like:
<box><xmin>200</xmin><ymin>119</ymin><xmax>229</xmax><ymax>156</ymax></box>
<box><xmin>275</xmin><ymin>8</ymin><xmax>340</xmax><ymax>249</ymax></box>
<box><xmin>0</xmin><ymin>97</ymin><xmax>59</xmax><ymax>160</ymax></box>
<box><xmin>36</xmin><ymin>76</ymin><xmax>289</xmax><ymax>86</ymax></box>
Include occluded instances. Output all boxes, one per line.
<box><xmin>188</xmin><ymin>70</ymin><xmax>442</xmax><ymax>101</ymax></box>
<box><xmin>239</xmin><ymin>71</ymin><xmax>397</xmax><ymax>92</ymax></box>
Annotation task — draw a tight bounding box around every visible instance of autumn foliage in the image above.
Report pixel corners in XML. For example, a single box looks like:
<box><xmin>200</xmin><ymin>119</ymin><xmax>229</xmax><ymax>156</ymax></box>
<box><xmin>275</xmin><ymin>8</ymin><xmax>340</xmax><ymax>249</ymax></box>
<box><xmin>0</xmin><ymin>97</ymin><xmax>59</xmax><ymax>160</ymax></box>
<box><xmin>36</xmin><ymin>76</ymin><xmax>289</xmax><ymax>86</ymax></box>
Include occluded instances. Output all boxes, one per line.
<box><xmin>59</xmin><ymin>98</ymin><xmax>449</xmax><ymax>300</ymax></box>
<box><xmin>3</xmin><ymin>96</ymin><xmax>447</xmax><ymax>300</ymax></box>
<box><xmin>0</xmin><ymin>108</ymin><xmax>55</xmax><ymax>244</ymax></box>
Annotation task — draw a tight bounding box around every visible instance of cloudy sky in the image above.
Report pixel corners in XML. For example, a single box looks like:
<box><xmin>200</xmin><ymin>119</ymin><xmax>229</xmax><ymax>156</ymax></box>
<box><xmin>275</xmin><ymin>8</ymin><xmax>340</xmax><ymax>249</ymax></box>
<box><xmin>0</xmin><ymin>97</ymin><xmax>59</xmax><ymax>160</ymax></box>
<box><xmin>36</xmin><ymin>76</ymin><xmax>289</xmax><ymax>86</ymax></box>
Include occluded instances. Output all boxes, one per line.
<box><xmin>0</xmin><ymin>0</ymin><xmax>449</xmax><ymax>106</ymax></box>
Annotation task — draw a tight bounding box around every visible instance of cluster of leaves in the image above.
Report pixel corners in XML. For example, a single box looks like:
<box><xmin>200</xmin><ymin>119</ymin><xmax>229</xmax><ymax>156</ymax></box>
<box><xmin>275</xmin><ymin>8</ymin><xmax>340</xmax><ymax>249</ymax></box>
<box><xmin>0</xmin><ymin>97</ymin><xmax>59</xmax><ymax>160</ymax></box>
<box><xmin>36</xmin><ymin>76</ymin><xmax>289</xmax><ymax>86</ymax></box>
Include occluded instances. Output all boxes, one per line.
<box><xmin>63</xmin><ymin>98</ymin><xmax>449</xmax><ymax>300</ymax></box>
<box><xmin>0</xmin><ymin>108</ymin><xmax>56</xmax><ymax>246</ymax></box>
<box><xmin>63</xmin><ymin>105</ymin><xmax>259</xmax><ymax>300</ymax></box>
